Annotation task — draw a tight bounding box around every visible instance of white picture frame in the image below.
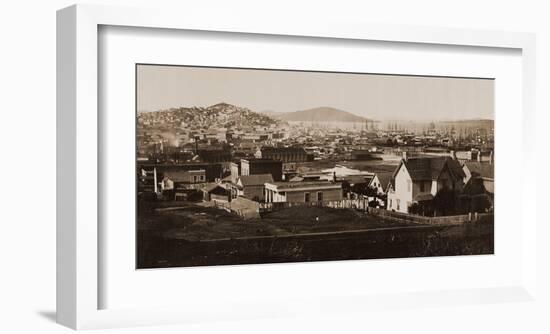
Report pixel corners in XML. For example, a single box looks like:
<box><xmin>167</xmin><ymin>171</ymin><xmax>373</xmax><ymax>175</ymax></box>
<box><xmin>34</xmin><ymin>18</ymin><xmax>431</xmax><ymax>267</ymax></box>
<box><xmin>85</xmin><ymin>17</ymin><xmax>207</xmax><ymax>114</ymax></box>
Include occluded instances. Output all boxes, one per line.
<box><xmin>56</xmin><ymin>3</ymin><xmax>537</xmax><ymax>330</ymax></box>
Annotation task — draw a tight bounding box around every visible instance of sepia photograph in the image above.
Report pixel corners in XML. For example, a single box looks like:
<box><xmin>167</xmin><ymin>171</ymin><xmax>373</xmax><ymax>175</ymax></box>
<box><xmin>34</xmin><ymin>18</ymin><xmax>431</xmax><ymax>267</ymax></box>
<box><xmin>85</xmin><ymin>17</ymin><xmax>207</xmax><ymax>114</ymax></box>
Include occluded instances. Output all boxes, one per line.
<box><xmin>136</xmin><ymin>64</ymin><xmax>495</xmax><ymax>269</ymax></box>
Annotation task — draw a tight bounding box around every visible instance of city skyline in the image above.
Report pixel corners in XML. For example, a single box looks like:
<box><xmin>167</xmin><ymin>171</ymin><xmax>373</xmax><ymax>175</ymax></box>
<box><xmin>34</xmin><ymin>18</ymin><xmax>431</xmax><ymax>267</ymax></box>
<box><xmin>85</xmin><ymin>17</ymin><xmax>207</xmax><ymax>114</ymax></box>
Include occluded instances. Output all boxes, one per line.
<box><xmin>137</xmin><ymin>64</ymin><xmax>494</xmax><ymax>122</ymax></box>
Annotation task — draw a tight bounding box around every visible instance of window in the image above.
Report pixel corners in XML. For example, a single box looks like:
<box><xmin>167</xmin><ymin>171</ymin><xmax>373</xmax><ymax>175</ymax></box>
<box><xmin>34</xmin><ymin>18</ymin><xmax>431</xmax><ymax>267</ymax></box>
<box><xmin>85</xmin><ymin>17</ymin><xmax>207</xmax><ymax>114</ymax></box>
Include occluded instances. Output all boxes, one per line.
<box><xmin>304</xmin><ymin>192</ymin><xmax>310</xmax><ymax>202</ymax></box>
<box><xmin>389</xmin><ymin>199</ymin><xmax>392</xmax><ymax>208</ymax></box>
<box><xmin>407</xmin><ymin>180</ymin><xmax>412</xmax><ymax>192</ymax></box>
<box><xmin>317</xmin><ymin>192</ymin><xmax>323</xmax><ymax>201</ymax></box>
<box><xmin>396</xmin><ymin>199</ymin><xmax>400</xmax><ymax>211</ymax></box>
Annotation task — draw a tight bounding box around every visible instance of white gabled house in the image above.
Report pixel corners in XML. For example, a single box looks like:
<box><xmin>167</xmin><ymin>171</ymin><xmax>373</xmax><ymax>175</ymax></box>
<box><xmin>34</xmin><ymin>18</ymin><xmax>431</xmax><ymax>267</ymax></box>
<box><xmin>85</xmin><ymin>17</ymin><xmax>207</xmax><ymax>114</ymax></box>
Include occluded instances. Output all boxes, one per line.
<box><xmin>387</xmin><ymin>153</ymin><xmax>465</xmax><ymax>213</ymax></box>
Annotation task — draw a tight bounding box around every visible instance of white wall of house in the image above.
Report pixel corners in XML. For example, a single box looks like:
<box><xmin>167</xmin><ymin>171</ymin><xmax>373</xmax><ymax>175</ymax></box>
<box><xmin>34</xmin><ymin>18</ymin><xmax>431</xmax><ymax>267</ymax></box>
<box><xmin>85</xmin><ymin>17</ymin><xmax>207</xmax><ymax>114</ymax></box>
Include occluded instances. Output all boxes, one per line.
<box><xmin>392</xmin><ymin>164</ymin><xmax>413</xmax><ymax>213</ymax></box>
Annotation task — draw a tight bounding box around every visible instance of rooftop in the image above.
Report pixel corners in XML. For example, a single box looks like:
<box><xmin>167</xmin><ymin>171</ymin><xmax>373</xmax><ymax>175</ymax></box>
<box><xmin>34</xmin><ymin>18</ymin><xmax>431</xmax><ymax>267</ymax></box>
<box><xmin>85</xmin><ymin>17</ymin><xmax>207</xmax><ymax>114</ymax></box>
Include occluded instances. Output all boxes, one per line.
<box><xmin>464</xmin><ymin>161</ymin><xmax>494</xmax><ymax>179</ymax></box>
<box><xmin>376</xmin><ymin>172</ymin><xmax>394</xmax><ymax>191</ymax></box>
<box><xmin>201</xmin><ymin>182</ymin><xmax>223</xmax><ymax>193</ymax></box>
<box><xmin>238</xmin><ymin>174</ymin><xmax>274</xmax><ymax>186</ymax></box>
<box><xmin>400</xmin><ymin>156</ymin><xmax>465</xmax><ymax>181</ymax></box>
<box><xmin>163</xmin><ymin>169</ymin><xmax>205</xmax><ymax>182</ymax></box>
<box><xmin>241</xmin><ymin>158</ymin><xmax>281</xmax><ymax>164</ymax></box>
<box><xmin>261</xmin><ymin>147</ymin><xmax>307</xmax><ymax>153</ymax></box>
<box><xmin>266</xmin><ymin>181</ymin><xmax>342</xmax><ymax>191</ymax></box>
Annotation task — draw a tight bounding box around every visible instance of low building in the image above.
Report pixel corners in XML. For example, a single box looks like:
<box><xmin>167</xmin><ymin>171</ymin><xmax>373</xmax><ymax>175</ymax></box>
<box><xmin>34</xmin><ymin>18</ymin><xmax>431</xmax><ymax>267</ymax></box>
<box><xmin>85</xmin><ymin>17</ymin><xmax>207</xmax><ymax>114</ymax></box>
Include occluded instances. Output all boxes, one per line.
<box><xmin>264</xmin><ymin>181</ymin><xmax>343</xmax><ymax>203</ymax></box>
<box><xmin>138</xmin><ymin>163</ymin><xmax>222</xmax><ymax>182</ymax></box>
<box><xmin>260</xmin><ymin>147</ymin><xmax>308</xmax><ymax>162</ymax></box>
<box><xmin>231</xmin><ymin>174</ymin><xmax>274</xmax><ymax>202</ymax></box>
<box><xmin>241</xmin><ymin>158</ymin><xmax>283</xmax><ymax>181</ymax></box>
<box><xmin>197</xmin><ymin>149</ymin><xmax>232</xmax><ymax>163</ymax></box>
<box><xmin>201</xmin><ymin>183</ymin><xmax>230</xmax><ymax>202</ymax></box>
<box><xmin>164</xmin><ymin>169</ymin><xmax>206</xmax><ymax>184</ymax></box>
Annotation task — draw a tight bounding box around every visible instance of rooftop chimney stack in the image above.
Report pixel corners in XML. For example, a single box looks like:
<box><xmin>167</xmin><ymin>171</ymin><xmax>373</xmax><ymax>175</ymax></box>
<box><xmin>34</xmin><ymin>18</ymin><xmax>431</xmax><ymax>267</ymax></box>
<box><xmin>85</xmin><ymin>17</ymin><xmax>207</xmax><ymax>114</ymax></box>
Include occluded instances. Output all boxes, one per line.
<box><xmin>450</xmin><ymin>150</ymin><xmax>456</xmax><ymax>160</ymax></box>
<box><xmin>402</xmin><ymin>151</ymin><xmax>408</xmax><ymax>162</ymax></box>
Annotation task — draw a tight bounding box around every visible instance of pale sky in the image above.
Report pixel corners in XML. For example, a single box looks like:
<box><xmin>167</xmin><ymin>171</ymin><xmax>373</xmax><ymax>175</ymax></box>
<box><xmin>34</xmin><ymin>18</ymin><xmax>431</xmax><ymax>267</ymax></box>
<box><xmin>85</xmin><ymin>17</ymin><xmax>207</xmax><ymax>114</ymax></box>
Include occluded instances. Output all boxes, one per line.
<box><xmin>137</xmin><ymin>64</ymin><xmax>494</xmax><ymax>121</ymax></box>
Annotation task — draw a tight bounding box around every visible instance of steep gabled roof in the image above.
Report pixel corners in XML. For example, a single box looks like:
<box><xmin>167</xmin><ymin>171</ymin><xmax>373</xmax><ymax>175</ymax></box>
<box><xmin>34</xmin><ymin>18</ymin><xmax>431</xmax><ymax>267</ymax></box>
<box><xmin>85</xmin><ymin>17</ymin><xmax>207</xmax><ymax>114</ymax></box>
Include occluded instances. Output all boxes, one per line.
<box><xmin>395</xmin><ymin>156</ymin><xmax>466</xmax><ymax>182</ymax></box>
<box><xmin>376</xmin><ymin>172</ymin><xmax>394</xmax><ymax>192</ymax></box>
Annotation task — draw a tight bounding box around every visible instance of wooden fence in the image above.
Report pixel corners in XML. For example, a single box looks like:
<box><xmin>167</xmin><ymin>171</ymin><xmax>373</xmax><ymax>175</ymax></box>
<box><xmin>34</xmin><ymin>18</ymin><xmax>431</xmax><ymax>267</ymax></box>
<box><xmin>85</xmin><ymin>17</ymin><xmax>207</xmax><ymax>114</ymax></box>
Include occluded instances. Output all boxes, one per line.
<box><xmin>260</xmin><ymin>199</ymin><xmax>369</xmax><ymax>213</ymax></box>
<box><xmin>258</xmin><ymin>199</ymin><xmax>492</xmax><ymax>226</ymax></box>
<box><xmin>367</xmin><ymin>207</ymin><xmax>492</xmax><ymax>226</ymax></box>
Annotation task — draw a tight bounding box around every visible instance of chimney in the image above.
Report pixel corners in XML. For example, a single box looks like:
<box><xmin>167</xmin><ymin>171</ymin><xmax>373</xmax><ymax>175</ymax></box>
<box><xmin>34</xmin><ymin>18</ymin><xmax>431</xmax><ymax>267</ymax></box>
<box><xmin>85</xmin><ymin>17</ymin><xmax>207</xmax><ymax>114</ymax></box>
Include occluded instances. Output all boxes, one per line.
<box><xmin>477</xmin><ymin>151</ymin><xmax>482</xmax><ymax>162</ymax></box>
<box><xmin>402</xmin><ymin>151</ymin><xmax>408</xmax><ymax>162</ymax></box>
<box><xmin>489</xmin><ymin>150</ymin><xmax>493</xmax><ymax>165</ymax></box>
<box><xmin>450</xmin><ymin>150</ymin><xmax>456</xmax><ymax>160</ymax></box>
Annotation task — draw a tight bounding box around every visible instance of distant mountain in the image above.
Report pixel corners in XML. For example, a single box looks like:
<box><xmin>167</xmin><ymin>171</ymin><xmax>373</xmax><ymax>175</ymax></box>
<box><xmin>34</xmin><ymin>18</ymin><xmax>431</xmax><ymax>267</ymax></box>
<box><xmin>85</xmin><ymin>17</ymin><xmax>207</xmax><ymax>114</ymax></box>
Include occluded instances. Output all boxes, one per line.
<box><xmin>259</xmin><ymin>110</ymin><xmax>281</xmax><ymax>118</ymax></box>
<box><xmin>277</xmin><ymin>107</ymin><xmax>371</xmax><ymax>123</ymax></box>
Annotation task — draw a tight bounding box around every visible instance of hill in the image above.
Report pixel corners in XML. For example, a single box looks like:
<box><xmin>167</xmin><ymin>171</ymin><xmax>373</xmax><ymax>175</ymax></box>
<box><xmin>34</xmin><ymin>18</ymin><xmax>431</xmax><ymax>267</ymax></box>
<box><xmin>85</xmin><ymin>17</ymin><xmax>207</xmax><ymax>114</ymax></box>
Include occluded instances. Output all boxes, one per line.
<box><xmin>137</xmin><ymin>102</ymin><xmax>282</xmax><ymax>131</ymax></box>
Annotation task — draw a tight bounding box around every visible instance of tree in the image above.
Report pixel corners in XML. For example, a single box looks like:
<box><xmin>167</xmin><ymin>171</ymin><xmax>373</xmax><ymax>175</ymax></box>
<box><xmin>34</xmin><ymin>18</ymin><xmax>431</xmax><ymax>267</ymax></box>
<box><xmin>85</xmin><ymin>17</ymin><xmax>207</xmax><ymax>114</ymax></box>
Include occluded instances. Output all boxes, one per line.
<box><xmin>433</xmin><ymin>188</ymin><xmax>460</xmax><ymax>216</ymax></box>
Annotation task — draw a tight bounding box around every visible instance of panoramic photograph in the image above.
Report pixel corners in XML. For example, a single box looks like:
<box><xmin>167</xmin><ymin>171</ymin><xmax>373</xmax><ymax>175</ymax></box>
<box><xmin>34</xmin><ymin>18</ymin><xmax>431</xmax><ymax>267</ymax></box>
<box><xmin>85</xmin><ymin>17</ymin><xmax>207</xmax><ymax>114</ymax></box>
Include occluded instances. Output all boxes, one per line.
<box><xmin>136</xmin><ymin>64</ymin><xmax>495</xmax><ymax>269</ymax></box>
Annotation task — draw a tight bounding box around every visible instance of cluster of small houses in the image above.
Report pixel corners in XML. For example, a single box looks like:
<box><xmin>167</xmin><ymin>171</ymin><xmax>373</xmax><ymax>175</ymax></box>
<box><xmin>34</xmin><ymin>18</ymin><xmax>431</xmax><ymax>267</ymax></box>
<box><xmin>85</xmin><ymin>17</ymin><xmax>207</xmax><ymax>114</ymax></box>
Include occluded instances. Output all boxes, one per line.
<box><xmin>139</xmin><ymin>148</ymin><xmax>494</xmax><ymax>217</ymax></box>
